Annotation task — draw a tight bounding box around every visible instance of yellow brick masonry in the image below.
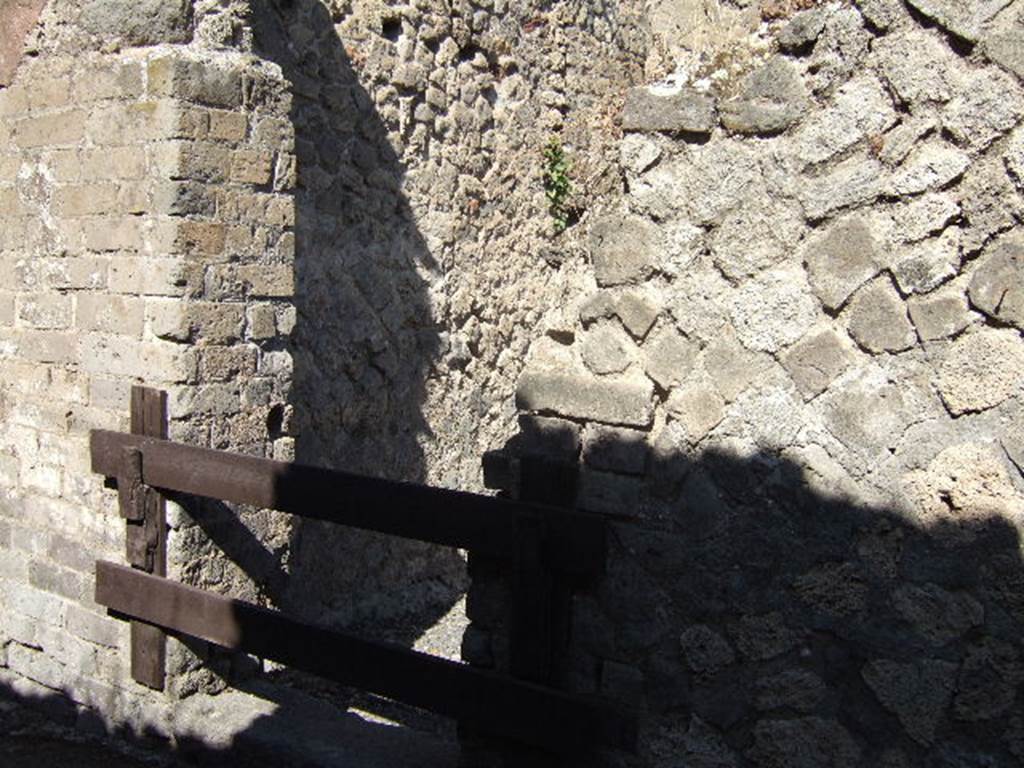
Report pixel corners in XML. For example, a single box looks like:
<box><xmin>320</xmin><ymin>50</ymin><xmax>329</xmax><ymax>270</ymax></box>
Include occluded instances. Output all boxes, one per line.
<box><xmin>0</xmin><ymin>44</ymin><xmax>296</xmax><ymax>731</ymax></box>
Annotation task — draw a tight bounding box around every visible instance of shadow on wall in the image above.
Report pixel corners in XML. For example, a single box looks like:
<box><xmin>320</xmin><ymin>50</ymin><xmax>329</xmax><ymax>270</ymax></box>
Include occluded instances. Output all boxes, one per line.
<box><xmin>500</xmin><ymin>419</ymin><xmax>1024</xmax><ymax>766</ymax></box>
<box><xmin>186</xmin><ymin>0</ymin><xmax>467</xmax><ymax>650</ymax></box>
<box><xmin>5</xmin><ymin>439</ymin><xmax>1023</xmax><ymax>765</ymax></box>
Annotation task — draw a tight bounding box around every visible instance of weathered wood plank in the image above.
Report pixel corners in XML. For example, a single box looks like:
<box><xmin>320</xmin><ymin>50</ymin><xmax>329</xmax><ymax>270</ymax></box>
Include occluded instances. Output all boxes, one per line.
<box><xmin>126</xmin><ymin>386</ymin><xmax>167</xmax><ymax>691</ymax></box>
<box><xmin>95</xmin><ymin>561</ymin><xmax>636</xmax><ymax>754</ymax></box>
<box><xmin>510</xmin><ymin>457</ymin><xmax>577</xmax><ymax>686</ymax></box>
<box><xmin>91</xmin><ymin>430</ymin><xmax>606</xmax><ymax>578</ymax></box>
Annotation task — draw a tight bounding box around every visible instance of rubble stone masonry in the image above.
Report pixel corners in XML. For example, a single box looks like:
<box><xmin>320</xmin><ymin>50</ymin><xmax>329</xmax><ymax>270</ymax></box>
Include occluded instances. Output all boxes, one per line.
<box><xmin>0</xmin><ymin>0</ymin><xmax>1023</xmax><ymax>766</ymax></box>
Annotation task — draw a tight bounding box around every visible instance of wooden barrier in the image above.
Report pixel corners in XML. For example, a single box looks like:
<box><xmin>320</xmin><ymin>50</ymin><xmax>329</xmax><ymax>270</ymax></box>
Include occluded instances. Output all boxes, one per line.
<box><xmin>90</xmin><ymin>387</ymin><xmax>635</xmax><ymax>755</ymax></box>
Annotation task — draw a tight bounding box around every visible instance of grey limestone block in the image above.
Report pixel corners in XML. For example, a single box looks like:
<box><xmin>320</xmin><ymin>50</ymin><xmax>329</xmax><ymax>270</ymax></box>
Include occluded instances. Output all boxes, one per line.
<box><xmin>935</xmin><ymin>327</ymin><xmax>1024</xmax><ymax>415</ymax></box>
<box><xmin>720</xmin><ymin>57</ymin><xmax>809</xmax><ymax>136</ymax></box>
<box><xmin>782</xmin><ymin>326</ymin><xmax>859</xmax><ymax>400</ymax></box>
<box><xmin>516</xmin><ymin>370</ymin><xmax>654</xmax><ymax>427</ymax></box>
<box><xmin>622</xmin><ymin>85</ymin><xmax>716</xmax><ymax>135</ymax></box>
<box><xmin>642</xmin><ymin>325</ymin><xmax>698</xmax><ymax>390</ymax></box>
<box><xmin>778</xmin><ymin>8</ymin><xmax>827</xmax><ymax>52</ymax></box>
<box><xmin>79</xmin><ymin>0</ymin><xmax>193</xmax><ymax>47</ymax></box>
<box><xmin>985</xmin><ymin>26</ymin><xmax>1024</xmax><ymax>80</ymax></box>
<box><xmin>904</xmin><ymin>0</ymin><xmax>1013</xmax><ymax>43</ymax></box>
<box><xmin>907</xmin><ymin>287</ymin><xmax>975</xmax><ymax>341</ymax></box>
<box><xmin>967</xmin><ymin>236</ymin><xmax>1024</xmax><ymax>329</ymax></box>
<box><xmin>844</xmin><ymin>277</ymin><xmax>917</xmax><ymax>354</ymax></box>
<box><xmin>589</xmin><ymin>211</ymin><xmax>658</xmax><ymax>287</ymax></box>
<box><xmin>582</xmin><ymin>424</ymin><xmax>648</xmax><ymax>475</ymax></box>
<box><xmin>803</xmin><ymin>216</ymin><xmax>882</xmax><ymax>311</ymax></box>
<box><xmin>581</xmin><ymin>322</ymin><xmax>635</xmax><ymax>375</ymax></box>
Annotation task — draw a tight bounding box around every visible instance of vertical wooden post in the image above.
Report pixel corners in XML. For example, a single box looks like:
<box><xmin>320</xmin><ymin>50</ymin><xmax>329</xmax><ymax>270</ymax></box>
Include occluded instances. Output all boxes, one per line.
<box><xmin>508</xmin><ymin>456</ymin><xmax>577</xmax><ymax>686</ymax></box>
<box><xmin>123</xmin><ymin>386</ymin><xmax>168</xmax><ymax>690</ymax></box>
<box><xmin>502</xmin><ymin>456</ymin><xmax>579</xmax><ymax>766</ymax></box>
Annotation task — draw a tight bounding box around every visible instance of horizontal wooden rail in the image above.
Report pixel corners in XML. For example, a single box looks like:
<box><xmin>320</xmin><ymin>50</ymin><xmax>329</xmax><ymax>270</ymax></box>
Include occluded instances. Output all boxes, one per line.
<box><xmin>95</xmin><ymin>561</ymin><xmax>636</xmax><ymax>753</ymax></box>
<box><xmin>91</xmin><ymin>430</ymin><xmax>605</xmax><ymax>578</ymax></box>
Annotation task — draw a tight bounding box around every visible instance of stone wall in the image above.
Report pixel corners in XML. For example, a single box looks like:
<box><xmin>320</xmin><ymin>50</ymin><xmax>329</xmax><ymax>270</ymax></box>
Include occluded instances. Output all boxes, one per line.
<box><xmin>0</xmin><ymin>0</ymin><xmax>652</xmax><ymax>754</ymax></box>
<box><xmin>0</xmin><ymin>0</ymin><xmax>297</xmax><ymax>738</ymax></box>
<box><xmin>2</xmin><ymin>0</ymin><xmax>1023</xmax><ymax>764</ymax></box>
<box><xmin>477</xmin><ymin>0</ymin><xmax>1024</xmax><ymax>765</ymax></box>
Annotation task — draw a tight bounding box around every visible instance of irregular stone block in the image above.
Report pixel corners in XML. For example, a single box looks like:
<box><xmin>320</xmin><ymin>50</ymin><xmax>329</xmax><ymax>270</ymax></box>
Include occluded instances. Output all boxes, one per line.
<box><xmin>729</xmin><ymin>612</ymin><xmax>798</xmax><ymax>661</ymax></box>
<box><xmin>804</xmin><ymin>216</ymin><xmax>882</xmax><ymax>310</ymax></box>
<box><xmin>904</xmin><ymin>0</ymin><xmax>1013</xmax><ymax>43</ymax></box>
<box><xmin>720</xmin><ymin>57</ymin><xmax>809</xmax><ymax>136</ymax></box>
<box><xmin>712</xmin><ymin>200</ymin><xmax>804</xmax><ymax>279</ymax></box>
<box><xmin>643</xmin><ymin>325</ymin><xmax>698</xmax><ymax>389</ymax></box>
<box><xmin>890</xmin><ymin>227</ymin><xmax>962</xmax><ymax>295</ymax></box>
<box><xmin>873</xmin><ymin>27</ymin><xmax>962</xmax><ymax>105</ymax></box>
<box><xmin>942</xmin><ymin>68</ymin><xmax>1024</xmax><ymax>151</ymax></box>
<box><xmin>800</xmin><ymin>156</ymin><xmax>885</xmax><ymax>221</ymax></box>
<box><xmin>619</xmin><ymin>133</ymin><xmax>662</xmax><ymax>176</ymax></box>
<box><xmin>782</xmin><ymin>327</ymin><xmax>858</xmax><ymax>399</ymax></box>
<box><xmin>845</xmin><ymin>277</ymin><xmax>916</xmax><ymax>353</ymax></box>
<box><xmin>747</xmin><ymin>717</ymin><xmax>861</xmax><ymax>768</ymax></box>
<box><xmin>582</xmin><ymin>424</ymin><xmax>647</xmax><ymax>474</ymax></box>
<box><xmin>878</xmin><ymin>116</ymin><xmax>937</xmax><ymax>166</ymax></box>
<box><xmin>778</xmin><ymin>8</ymin><xmax>827</xmax><ymax>52</ymax></box>
<box><xmin>795</xmin><ymin>76</ymin><xmax>897</xmax><ymax>167</ymax></box>
<box><xmin>702</xmin><ymin>330</ymin><xmax>771</xmax><ymax>402</ymax></box>
<box><xmin>621</xmin><ymin>85</ymin><xmax>716</xmax><ymax>135</ymax></box>
<box><xmin>954</xmin><ymin>640</ymin><xmax>1023</xmax><ymax>721</ymax></box>
<box><xmin>892</xmin><ymin>583</ymin><xmax>983</xmax><ymax>646</ymax></box>
<box><xmin>805</xmin><ymin>6</ymin><xmax>872</xmax><ymax>94</ymax></box>
<box><xmin>887</xmin><ymin>142</ymin><xmax>970</xmax><ymax>196</ymax></box>
<box><xmin>936</xmin><ymin>328</ymin><xmax>1024</xmax><ymax>415</ymax></box>
<box><xmin>665</xmin><ymin>380</ymin><xmax>725</xmax><ymax>443</ymax></box>
<box><xmin>79</xmin><ymin>0</ymin><xmax>193</xmax><ymax>47</ymax></box>
<box><xmin>679</xmin><ymin>625</ymin><xmax>735</xmax><ymax>675</ymax></box>
<box><xmin>578</xmin><ymin>469</ymin><xmax>645</xmax><ymax>515</ymax></box>
<box><xmin>967</xmin><ymin>236</ymin><xmax>1024</xmax><ymax>329</ymax></box>
<box><xmin>985</xmin><ymin>27</ymin><xmax>1024</xmax><ymax>80</ymax></box>
<box><xmin>614</xmin><ymin>291</ymin><xmax>660</xmax><ymax>339</ymax></box>
<box><xmin>588</xmin><ymin>211</ymin><xmax>657</xmax><ymax>287</ymax></box>
<box><xmin>959</xmin><ymin>152</ymin><xmax>1024</xmax><ymax>256</ymax></box>
<box><xmin>581</xmin><ymin>322</ymin><xmax>634</xmax><ymax>375</ymax></box>
<box><xmin>890</xmin><ymin>193</ymin><xmax>960</xmax><ymax>244</ymax></box>
<box><xmin>729</xmin><ymin>267</ymin><xmax>818</xmax><ymax>353</ymax></box>
<box><xmin>516</xmin><ymin>370</ymin><xmax>654</xmax><ymax>426</ymax></box>
<box><xmin>794</xmin><ymin>562</ymin><xmax>868</xmax><ymax>616</ymax></box>
<box><xmin>903</xmin><ymin>442</ymin><xmax>1023</xmax><ymax>539</ymax></box>
<box><xmin>755</xmin><ymin>669</ymin><xmax>827</xmax><ymax>713</ymax></box>
<box><xmin>853</xmin><ymin>0</ymin><xmax>907</xmax><ymax>31</ymax></box>
<box><xmin>862</xmin><ymin>658</ymin><xmax>957</xmax><ymax>745</ymax></box>
<box><xmin>820</xmin><ymin>365</ymin><xmax>924</xmax><ymax>460</ymax></box>
<box><xmin>907</xmin><ymin>287</ymin><xmax>975</xmax><ymax>341</ymax></box>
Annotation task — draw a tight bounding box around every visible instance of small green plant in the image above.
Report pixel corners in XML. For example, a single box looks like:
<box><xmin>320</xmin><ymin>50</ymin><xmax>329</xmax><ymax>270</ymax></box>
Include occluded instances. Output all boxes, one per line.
<box><xmin>542</xmin><ymin>138</ymin><xmax>572</xmax><ymax>234</ymax></box>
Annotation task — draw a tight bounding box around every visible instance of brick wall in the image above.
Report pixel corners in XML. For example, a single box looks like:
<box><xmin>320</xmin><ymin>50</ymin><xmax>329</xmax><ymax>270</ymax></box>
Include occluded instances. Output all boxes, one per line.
<box><xmin>0</xmin><ymin>38</ymin><xmax>296</xmax><ymax>732</ymax></box>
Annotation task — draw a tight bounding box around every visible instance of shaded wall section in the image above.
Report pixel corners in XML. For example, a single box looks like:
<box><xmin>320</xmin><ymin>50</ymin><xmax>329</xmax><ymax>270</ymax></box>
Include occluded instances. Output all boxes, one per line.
<box><xmin>472</xmin><ymin>0</ymin><xmax>1024</xmax><ymax>765</ymax></box>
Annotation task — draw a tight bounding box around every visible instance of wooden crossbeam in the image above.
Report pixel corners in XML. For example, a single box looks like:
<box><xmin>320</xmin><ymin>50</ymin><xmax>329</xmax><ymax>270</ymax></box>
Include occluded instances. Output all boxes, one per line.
<box><xmin>95</xmin><ymin>561</ymin><xmax>636</xmax><ymax>754</ymax></box>
<box><xmin>90</xmin><ymin>430</ymin><xmax>606</xmax><ymax>579</ymax></box>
